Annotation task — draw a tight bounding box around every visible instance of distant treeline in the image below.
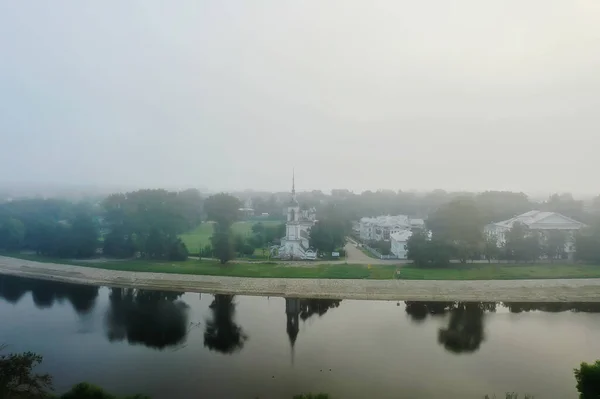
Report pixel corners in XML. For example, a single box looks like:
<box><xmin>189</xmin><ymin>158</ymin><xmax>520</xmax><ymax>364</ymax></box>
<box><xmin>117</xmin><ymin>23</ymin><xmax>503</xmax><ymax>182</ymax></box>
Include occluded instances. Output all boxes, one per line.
<box><xmin>1</xmin><ymin>188</ymin><xmax>600</xmax><ymax>262</ymax></box>
<box><xmin>0</xmin><ymin>189</ymin><xmax>204</xmax><ymax>260</ymax></box>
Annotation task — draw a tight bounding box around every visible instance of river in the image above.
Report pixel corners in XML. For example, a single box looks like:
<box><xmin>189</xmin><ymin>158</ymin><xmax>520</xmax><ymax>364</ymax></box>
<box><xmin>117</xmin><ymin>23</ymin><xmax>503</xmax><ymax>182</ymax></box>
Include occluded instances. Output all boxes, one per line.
<box><xmin>1</xmin><ymin>274</ymin><xmax>599</xmax><ymax>398</ymax></box>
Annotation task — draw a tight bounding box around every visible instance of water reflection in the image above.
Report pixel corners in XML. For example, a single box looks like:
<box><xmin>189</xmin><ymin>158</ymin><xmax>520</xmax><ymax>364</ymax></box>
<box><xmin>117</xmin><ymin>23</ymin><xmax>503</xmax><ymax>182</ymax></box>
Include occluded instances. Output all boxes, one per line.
<box><xmin>406</xmin><ymin>301</ymin><xmax>600</xmax><ymax>355</ymax></box>
<box><xmin>203</xmin><ymin>294</ymin><xmax>248</xmax><ymax>354</ymax></box>
<box><xmin>405</xmin><ymin>301</ymin><xmax>494</xmax><ymax>354</ymax></box>
<box><xmin>438</xmin><ymin>302</ymin><xmax>496</xmax><ymax>354</ymax></box>
<box><xmin>404</xmin><ymin>301</ymin><xmax>455</xmax><ymax>322</ymax></box>
<box><xmin>105</xmin><ymin>288</ymin><xmax>189</xmax><ymax>350</ymax></box>
<box><xmin>0</xmin><ymin>274</ymin><xmax>99</xmax><ymax>314</ymax></box>
<box><xmin>504</xmin><ymin>302</ymin><xmax>600</xmax><ymax>313</ymax></box>
<box><xmin>285</xmin><ymin>298</ymin><xmax>341</xmax><ymax>363</ymax></box>
<box><xmin>405</xmin><ymin>302</ymin><xmax>485</xmax><ymax>354</ymax></box>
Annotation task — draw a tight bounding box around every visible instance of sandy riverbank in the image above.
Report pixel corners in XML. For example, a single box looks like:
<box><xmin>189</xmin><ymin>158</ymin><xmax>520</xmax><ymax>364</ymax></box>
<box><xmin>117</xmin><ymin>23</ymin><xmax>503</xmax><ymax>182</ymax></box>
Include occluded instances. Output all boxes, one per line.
<box><xmin>2</xmin><ymin>256</ymin><xmax>600</xmax><ymax>301</ymax></box>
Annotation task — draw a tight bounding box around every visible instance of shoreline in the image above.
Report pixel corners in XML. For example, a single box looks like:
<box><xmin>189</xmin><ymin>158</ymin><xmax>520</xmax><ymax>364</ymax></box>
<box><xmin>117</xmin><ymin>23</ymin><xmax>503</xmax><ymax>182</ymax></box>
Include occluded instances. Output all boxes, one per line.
<box><xmin>2</xmin><ymin>256</ymin><xmax>600</xmax><ymax>301</ymax></box>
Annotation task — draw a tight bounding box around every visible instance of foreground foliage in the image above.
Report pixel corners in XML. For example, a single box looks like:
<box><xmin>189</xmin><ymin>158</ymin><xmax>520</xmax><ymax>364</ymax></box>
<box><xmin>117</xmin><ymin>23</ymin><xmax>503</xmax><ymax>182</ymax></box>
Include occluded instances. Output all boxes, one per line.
<box><xmin>0</xmin><ymin>346</ymin><xmax>52</xmax><ymax>398</ymax></box>
<box><xmin>574</xmin><ymin>360</ymin><xmax>600</xmax><ymax>398</ymax></box>
<box><xmin>0</xmin><ymin>345</ymin><xmax>150</xmax><ymax>398</ymax></box>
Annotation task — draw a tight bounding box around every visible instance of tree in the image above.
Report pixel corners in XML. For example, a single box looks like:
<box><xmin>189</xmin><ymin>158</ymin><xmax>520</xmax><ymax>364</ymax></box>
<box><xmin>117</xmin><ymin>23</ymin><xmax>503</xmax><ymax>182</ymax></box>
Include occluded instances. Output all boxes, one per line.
<box><xmin>251</xmin><ymin>222</ymin><xmax>265</xmax><ymax>235</ymax></box>
<box><xmin>309</xmin><ymin>220</ymin><xmax>346</xmax><ymax>253</ymax></box>
<box><xmin>475</xmin><ymin>191</ymin><xmax>532</xmax><ymax>225</ymax></box>
<box><xmin>211</xmin><ymin>230</ymin><xmax>234</xmax><ymax>264</ymax></box>
<box><xmin>204</xmin><ymin>194</ymin><xmax>241</xmax><ymax>264</ymax></box>
<box><xmin>574</xmin><ymin>360</ymin><xmax>600</xmax><ymax>399</ymax></box>
<box><xmin>70</xmin><ymin>213</ymin><xmax>98</xmax><ymax>258</ymax></box>
<box><xmin>309</xmin><ymin>204</ymin><xmax>349</xmax><ymax>254</ymax></box>
<box><xmin>101</xmin><ymin>189</ymin><xmax>191</xmax><ymax>261</ymax></box>
<box><xmin>576</xmin><ymin>226</ymin><xmax>600</xmax><ymax>264</ymax></box>
<box><xmin>405</xmin><ymin>230</ymin><xmax>453</xmax><ymax>267</ymax></box>
<box><xmin>482</xmin><ymin>234</ymin><xmax>500</xmax><ymax>263</ymax></box>
<box><xmin>543</xmin><ymin>193</ymin><xmax>587</xmax><ymax>223</ymax></box>
<box><xmin>504</xmin><ymin>222</ymin><xmax>541</xmax><ymax>262</ymax></box>
<box><xmin>0</xmin><ymin>346</ymin><xmax>53</xmax><ymax>398</ymax></box>
<box><xmin>0</xmin><ymin>217</ymin><xmax>26</xmax><ymax>250</ymax></box>
<box><xmin>168</xmin><ymin>238</ymin><xmax>189</xmax><ymax>261</ymax></box>
<box><xmin>426</xmin><ymin>197</ymin><xmax>484</xmax><ymax>263</ymax></box>
<box><xmin>544</xmin><ymin>230</ymin><xmax>567</xmax><ymax>261</ymax></box>
<box><xmin>405</xmin><ymin>229</ymin><xmax>430</xmax><ymax>266</ymax></box>
<box><xmin>204</xmin><ymin>193</ymin><xmax>241</xmax><ymax>227</ymax></box>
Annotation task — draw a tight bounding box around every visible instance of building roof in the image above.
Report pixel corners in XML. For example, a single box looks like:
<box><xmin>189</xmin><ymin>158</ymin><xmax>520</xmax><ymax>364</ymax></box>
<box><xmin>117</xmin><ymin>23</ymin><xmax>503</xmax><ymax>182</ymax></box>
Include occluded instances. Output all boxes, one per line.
<box><xmin>360</xmin><ymin>215</ymin><xmax>422</xmax><ymax>229</ymax></box>
<box><xmin>390</xmin><ymin>230</ymin><xmax>413</xmax><ymax>242</ymax></box>
<box><xmin>488</xmin><ymin>210</ymin><xmax>585</xmax><ymax>230</ymax></box>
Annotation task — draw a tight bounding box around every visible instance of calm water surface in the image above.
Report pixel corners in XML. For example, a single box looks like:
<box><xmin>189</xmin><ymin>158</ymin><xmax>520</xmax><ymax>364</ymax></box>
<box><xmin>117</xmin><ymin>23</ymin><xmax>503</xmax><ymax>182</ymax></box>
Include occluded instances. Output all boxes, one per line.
<box><xmin>1</xmin><ymin>275</ymin><xmax>599</xmax><ymax>399</ymax></box>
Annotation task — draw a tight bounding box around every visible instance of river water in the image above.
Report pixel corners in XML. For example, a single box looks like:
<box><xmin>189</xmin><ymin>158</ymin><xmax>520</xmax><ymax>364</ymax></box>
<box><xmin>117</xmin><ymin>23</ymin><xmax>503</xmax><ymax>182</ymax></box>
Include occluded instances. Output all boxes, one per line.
<box><xmin>1</xmin><ymin>275</ymin><xmax>599</xmax><ymax>399</ymax></box>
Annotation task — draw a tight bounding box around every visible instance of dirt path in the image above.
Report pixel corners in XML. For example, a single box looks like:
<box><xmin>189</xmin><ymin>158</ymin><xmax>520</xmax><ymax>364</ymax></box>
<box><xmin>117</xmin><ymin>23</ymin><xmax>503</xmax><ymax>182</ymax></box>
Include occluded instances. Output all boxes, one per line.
<box><xmin>2</xmin><ymin>256</ymin><xmax>600</xmax><ymax>302</ymax></box>
<box><xmin>343</xmin><ymin>241</ymin><xmax>402</xmax><ymax>265</ymax></box>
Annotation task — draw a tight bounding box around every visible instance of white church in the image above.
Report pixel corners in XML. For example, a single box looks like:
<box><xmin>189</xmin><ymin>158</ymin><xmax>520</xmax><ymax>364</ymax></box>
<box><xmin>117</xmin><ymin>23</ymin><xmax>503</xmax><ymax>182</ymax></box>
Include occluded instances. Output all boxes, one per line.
<box><xmin>275</xmin><ymin>175</ymin><xmax>317</xmax><ymax>260</ymax></box>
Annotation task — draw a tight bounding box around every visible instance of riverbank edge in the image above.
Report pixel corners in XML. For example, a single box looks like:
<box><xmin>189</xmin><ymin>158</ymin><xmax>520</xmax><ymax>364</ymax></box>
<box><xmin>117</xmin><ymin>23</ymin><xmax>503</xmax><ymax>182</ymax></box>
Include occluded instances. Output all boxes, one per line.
<box><xmin>2</xmin><ymin>256</ymin><xmax>600</xmax><ymax>302</ymax></box>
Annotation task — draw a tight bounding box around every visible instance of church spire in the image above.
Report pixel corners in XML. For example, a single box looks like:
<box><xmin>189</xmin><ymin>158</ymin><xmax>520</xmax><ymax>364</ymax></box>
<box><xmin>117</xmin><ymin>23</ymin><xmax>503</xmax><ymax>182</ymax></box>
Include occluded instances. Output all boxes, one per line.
<box><xmin>292</xmin><ymin>168</ymin><xmax>296</xmax><ymax>197</ymax></box>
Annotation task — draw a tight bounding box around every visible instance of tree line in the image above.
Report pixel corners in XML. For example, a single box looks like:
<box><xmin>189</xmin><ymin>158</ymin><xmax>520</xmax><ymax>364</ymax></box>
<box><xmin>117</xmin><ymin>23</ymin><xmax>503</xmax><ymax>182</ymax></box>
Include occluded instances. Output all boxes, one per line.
<box><xmin>0</xmin><ymin>189</ymin><xmax>204</xmax><ymax>261</ymax></box>
<box><xmin>406</xmin><ymin>196</ymin><xmax>600</xmax><ymax>267</ymax></box>
<box><xmin>3</xmin><ymin>187</ymin><xmax>600</xmax><ymax>265</ymax></box>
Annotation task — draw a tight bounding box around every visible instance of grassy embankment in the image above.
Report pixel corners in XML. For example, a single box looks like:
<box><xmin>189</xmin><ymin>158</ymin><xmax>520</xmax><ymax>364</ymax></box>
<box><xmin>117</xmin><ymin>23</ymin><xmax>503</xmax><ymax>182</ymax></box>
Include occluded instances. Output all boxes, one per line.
<box><xmin>3</xmin><ymin>253</ymin><xmax>395</xmax><ymax>280</ymax></box>
<box><xmin>398</xmin><ymin>263</ymin><xmax>600</xmax><ymax>280</ymax></box>
<box><xmin>4</xmin><ymin>253</ymin><xmax>600</xmax><ymax>280</ymax></box>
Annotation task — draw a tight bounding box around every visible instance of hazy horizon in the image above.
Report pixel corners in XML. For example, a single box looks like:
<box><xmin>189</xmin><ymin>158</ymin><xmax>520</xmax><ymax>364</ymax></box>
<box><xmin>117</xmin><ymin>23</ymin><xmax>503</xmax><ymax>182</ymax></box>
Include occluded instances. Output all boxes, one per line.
<box><xmin>1</xmin><ymin>1</ymin><xmax>599</xmax><ymax>194</ymax></box>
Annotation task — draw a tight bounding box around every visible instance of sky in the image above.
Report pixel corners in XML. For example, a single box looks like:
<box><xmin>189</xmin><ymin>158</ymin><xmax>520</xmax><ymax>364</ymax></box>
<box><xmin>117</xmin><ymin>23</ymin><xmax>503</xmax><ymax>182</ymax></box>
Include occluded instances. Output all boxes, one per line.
<box><xmin>1</xmin><ymin>1</ymin><xmax>599</xmax><ymax>195</ymax></box>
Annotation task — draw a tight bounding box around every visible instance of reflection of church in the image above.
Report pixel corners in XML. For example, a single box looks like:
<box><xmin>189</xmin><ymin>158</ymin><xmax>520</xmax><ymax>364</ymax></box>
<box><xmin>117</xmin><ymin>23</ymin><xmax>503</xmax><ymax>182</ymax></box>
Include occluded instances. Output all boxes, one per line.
<box><xmin>285</xmin><ymin>298</ymin><xmax>301</xmax><ymax>364</ymax></box>
<box><xmin>284</xmin><ymin>297</ymin><xmax>342</xmax><ymax>365</ymax></box>
<box><xmin>276</xmin><ymin>174</ymin><xmax>317</xmax><ymax>260</ymax></box>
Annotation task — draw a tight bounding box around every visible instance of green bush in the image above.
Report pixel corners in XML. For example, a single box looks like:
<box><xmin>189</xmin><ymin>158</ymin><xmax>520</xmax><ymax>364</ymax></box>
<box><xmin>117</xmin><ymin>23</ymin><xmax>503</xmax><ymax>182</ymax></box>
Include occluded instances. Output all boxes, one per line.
<box><xmin>292</xmin><ymin>394</ymin><xmax>330</xmax><ymax>399</ymax></box>
<box><xmin>58</xmin><ymin>382</ymin><xmax>151</xmax><ymax>399</ymax></box>
<box><xmin>575</xmin><ymin>360</ymin><xmax>600</xmax><ymax>398</ymax></box>
<box><xmin>168</xmin><ymin>238</ymin><xmax>189</xmax><ymax>261</ymax></box>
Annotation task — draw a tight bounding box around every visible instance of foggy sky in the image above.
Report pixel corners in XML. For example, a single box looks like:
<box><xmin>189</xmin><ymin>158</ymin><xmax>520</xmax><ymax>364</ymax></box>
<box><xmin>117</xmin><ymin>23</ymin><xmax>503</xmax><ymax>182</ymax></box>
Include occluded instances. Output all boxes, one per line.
<box><xmin>1</xmin><ymin>1</ymin><xmax>599</xmax><ymax>194</ymax></box>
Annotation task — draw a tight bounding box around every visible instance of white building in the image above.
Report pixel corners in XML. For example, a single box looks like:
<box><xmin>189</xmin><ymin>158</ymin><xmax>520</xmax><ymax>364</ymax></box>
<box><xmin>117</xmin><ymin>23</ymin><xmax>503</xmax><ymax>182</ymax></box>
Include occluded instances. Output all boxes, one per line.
<box><xmin>390</xmin><ymin>230</ymin><xmax>412</xmax><ymax>259</ymax></box>
<box><xmin>484</xmin><ymin>210</ymin><xmax>585</xmax><ymax>256</ymax></box>
<box><xmin>276</xmin><ymin>176</ymin><xmax>317</xmax><ymax>260</ymax></box>
<box><xmin>358</xmin><ymin>215</ymin><xmax>424</xmax><ymax>241</ymax></box>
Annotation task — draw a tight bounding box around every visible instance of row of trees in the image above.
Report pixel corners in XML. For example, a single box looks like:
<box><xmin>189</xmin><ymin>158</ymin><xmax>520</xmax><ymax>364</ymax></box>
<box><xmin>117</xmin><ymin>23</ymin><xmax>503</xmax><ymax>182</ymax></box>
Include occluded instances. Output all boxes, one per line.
<box><xmin>0</xmin><ymin>189</ymin><xmax>204</xmax><ymax>261</ymax></box>
<box><xmin>0</xmin><ymin>199</ymin><xmax>99</xmax><ymax>258</ymax></box>
<box><xmin>323</xmin><ymin>189</ymin><xmax>599</xmax><ymax>225</ymax></box>
<box><xmin>405</xmin><ymin>196</ymin><xmax>600</xmax><ymax>267</ymax></box>
<box><xmin>102</xmin><ymin>189</ymin><xmax>203</xmax><ymax>260</ymax></box>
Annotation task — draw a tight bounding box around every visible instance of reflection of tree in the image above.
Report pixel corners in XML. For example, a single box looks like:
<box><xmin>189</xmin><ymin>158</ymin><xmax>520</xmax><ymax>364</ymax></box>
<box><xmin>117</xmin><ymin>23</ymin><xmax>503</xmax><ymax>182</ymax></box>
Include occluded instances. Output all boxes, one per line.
<box><xmin>105</xmin><ymin>288</ymin><xmax>188</xmax><ymax>350</ymax></box>
<box><xmin>405</xmin><ymin>301</ymin><xmax>496</xmax><ymax>354</ymax></box>
<box><xmin>405</xmin><ymin>301</ymin><xmax>455</xmax><ymax>323</ymax></box>
<box><xmin>0</xmin><ymin>275</ymin><xmax>98</xmax><ymax>314</ymax></box>
<box><xmin>438</xmin><ymin>302</ymin><xmax>496</xmax><ymax>354</ymax></box>
<box><xmin>204</xmin><ymin>294</ymin><xmax>248</xmax><ymax>354</ymax></box>
<box><xmin>0</xmin><ymin>275</ymin><xmax>29</xmax><ymax>304</ymax></box>
<box><xmin>299</xmin><ymin>299</ymin><xmax>341</xmax><ymax>321</ymax></box>
<box><xmin>504</xmin><ymin>302</ymin><xmax>600</xmax><ymax>313</ymax></box>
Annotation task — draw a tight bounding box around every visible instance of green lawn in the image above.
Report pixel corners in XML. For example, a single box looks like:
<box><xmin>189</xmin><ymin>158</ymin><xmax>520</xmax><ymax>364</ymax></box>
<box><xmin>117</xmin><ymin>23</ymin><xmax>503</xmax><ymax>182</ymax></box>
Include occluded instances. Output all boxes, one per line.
<box><xmin>3</xmin><ymin>253</ymin><xmax>395</xmax><ymax>279</ymax></box>
<box><xmin>398</xmin><ymin>263</ymin><xmax>600</xmax><ymax>280</ymax></box>
<box><xmin>179</xmin><ymin>220</ymin><xmax>282</xmax><ymax>253</ymax></box>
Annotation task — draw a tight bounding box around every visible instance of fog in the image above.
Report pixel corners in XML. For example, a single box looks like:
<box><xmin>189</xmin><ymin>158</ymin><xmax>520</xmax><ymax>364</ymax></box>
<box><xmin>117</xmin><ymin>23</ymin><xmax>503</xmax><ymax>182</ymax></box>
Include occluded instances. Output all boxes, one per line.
<box><xmin>1</xmin><ymin>1</ymin><xmax>599</xmax><ymax>194</ymax></box>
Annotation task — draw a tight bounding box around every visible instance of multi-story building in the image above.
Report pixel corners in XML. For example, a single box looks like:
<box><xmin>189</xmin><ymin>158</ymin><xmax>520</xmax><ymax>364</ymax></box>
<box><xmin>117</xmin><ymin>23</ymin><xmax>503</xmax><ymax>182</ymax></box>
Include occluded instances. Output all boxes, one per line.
<box><xmin>484</xmin><ymin>210</ymin><xmax>585</xmax><ymax>258</ymax></box>
<box><xmin>358</xmin><ymin>215</ymin><xmax>424</xmax><ymax>241</ymax></box>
